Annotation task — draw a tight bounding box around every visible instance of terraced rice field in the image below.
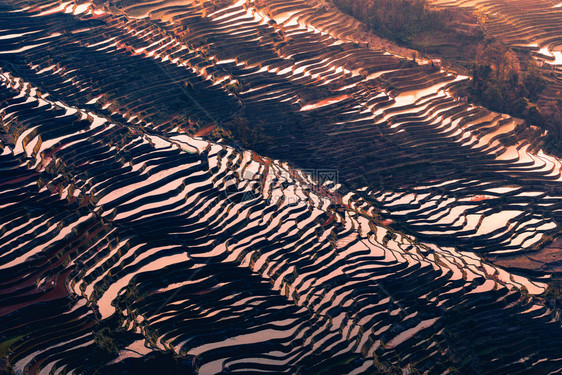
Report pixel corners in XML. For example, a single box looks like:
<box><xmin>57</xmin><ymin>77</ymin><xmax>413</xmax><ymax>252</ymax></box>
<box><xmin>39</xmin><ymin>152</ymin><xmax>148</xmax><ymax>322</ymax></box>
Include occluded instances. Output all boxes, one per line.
<box><xmin>0</xmin><ymin>0</ymin><xmax>561</xmax><ymax>373</ymax></box>
<box><xmin>427</xmin><ymin>0</ymin><xmax>562</xmax><ymax>105</ymax></box>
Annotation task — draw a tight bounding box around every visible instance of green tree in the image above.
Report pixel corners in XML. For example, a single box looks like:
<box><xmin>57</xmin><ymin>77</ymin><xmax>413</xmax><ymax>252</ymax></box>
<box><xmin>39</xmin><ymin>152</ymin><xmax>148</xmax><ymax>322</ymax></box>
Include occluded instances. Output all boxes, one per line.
<box><xmin>482</xmin><ymin>86</ymin><xmax>504</xmax><ymax>111</ymax></box>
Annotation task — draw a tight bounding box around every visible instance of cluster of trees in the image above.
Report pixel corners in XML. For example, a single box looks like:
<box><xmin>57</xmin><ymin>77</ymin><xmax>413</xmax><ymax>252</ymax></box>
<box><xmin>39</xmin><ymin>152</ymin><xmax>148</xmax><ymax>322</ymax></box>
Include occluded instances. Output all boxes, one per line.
<box><xmin>468</xmin><ymin>42</ymin><xmax>562</xmax><ymax>154</ymax></box>
<box><xmin>541</xmin><ymin>99</ymin><xmax>562</xmax><ymax>154</ymax></box>
<box><xmin>333</xmin><ymin>0</ymin><xmax>444</xmax><ymax>43</ymax></box>
<box><xmin>470</xmin><ymin>42</ymin><xmax>546</xmax><ymax>126</ymax></box>
<box><xmin>219</xmin><ymin>116</ymin><xmax>271</xmax><ymax>151</ymax></box>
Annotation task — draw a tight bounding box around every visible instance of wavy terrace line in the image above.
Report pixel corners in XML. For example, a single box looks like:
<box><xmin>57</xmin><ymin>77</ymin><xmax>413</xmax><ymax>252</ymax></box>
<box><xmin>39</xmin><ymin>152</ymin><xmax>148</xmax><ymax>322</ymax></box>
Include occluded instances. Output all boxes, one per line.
<box><xmin>0</xmin><ymin>0</ymin><xmax>561</xmax><ymax>374</ymax></box>
<box><xmin>1</xmin><ymin>65</ymin><xmax>561</xmax><ymax>374</ymax></box>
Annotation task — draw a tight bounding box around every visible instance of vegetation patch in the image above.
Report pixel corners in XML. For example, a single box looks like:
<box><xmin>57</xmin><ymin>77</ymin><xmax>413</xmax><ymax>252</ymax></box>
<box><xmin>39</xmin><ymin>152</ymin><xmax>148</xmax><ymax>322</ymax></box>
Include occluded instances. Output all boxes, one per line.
<box><xmin>333</xmin><ymin>0</ymin><xmax>562</xmax><ymax>155</ymax></box>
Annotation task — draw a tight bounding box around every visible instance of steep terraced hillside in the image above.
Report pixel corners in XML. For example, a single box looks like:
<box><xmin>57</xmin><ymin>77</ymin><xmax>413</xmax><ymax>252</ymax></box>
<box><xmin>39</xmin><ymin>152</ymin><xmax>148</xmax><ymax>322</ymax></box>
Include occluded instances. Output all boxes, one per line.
<box><xmin>1</xmin><ymin>65</ymin><xmax>562</xmax><ymax>374</ymax></box>
<box><xmin>427</xmin><ymin>0</ymin><xmax>562</xmax><ymax>106</ymax></box>
<box><xmin>0</xmin><ymin>0</ymin><xmax>561</xmax><ymax>373</ymax></box>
